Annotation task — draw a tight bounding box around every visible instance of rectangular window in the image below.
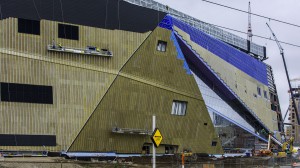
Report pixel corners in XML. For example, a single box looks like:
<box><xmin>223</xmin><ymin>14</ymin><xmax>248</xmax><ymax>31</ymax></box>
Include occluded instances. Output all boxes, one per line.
<box><xmin>271</xmin><ymin>104</ymin><xmax>277</xmax><ymax>111</ymax></box>
<box><xmin>257</xmin><ymin>87</ymin><xmax>261</xmax><ymax>96</ymax></box>
<box><xmin>273</xmin><ymin>95</ymin><xmax>277</xmax><ymax>102</ymax></box>
<box><xmin>18</xmin><ymin>18</ymin><xmax>40</xmax><ymax>35</ymax></box>
<box><xmin>165</xmin><ymin>145</ymin><xmax>177</xmax><ymax>154</ymax></box>
<box><xmin>270</xmin><ymin>93</ymin><xmax>273</xmax><ymax>101</ymax></box>
<box><xmin>0</xmin><ymin>134</ymin><xmax>56</xmax><ymax>146</ymax></box>
<box><xmin>171</xmin><ymin>100</ymin><xmax>187</xmax><ymax>116</ymax></box>
<box><xmin>58</xmin><ymin>23</ymin><xmax>79</xmax><ymax>40</ymax></box>
<box><xmin>211</xmin><ymin>141</ymin><xmax>217</xmax><ymax>146</ymax></box>
<box><xmin>142</xmin><ymin>145</ymin><xmax>150</xmax><ymax>154</ymax></box>
<box><xmin>157</xmin><ymin>40</ymin><xmax>167</xmax><ymax>52</ymax></box>
<box><xmin>1</xmin><ymin>82</ymin><xmax>53</xmax><ymax>104</ymax></box>
<box><xmin>263</xmin><ymin>91</ymin><xmax>268</xmax><ymax>99</ymax></box>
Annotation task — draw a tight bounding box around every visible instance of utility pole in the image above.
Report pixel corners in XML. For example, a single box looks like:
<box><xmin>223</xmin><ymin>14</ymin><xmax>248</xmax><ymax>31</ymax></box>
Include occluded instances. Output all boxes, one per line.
<box><xmin>266</xmin><ymin>23</ymin><xmax>300</xmax><ymax>126</ymax></box>
<box><xmin>247</xmin><ymin>2</ymin><xmax>253</xmax><ymax>41</ymax></box>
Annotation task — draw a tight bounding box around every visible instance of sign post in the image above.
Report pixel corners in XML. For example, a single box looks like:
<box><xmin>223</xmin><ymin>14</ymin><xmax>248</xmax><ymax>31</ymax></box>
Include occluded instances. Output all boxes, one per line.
<box><xmin>150</xmin><ymin>116</ymin><xmax>163</xmax><ymax>168</ymax></box>
<box><xmin>152</xmin><ymin>115</ymin><xmax>156</xmax><ymax>168</ymax></box>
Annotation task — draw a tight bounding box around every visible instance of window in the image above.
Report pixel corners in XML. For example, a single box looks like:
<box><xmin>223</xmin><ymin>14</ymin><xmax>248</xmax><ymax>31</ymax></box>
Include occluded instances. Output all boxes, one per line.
<box><xmin>58</xmin><ymin>23</ymin><xmax>79</xmax><ymax>40</ymax></box>
<box><xmin>18</xmin><ymin>18</ymin><xmax>40</xmax><ymax>35</ymax></box>
<box><xmin>257</xmin><ymin>87</ymin><xmax>261</xmax><ymax>96</ymax></box>
<box><xmin>1</xmin><ymin>82</ymin><xmax>53</xmax><ymax>104</ymax></box>
<box><xmin>263</xmin><ymin>91</ymin><xmax>268</xmax><ymax>99</ymax></box>
<box><xmin>165</xmin><ymin>145</ymin><xmax>177</xmax><ymax>154</ymax></box>
<box><xmin>211</xmin><ymin>141</ymin><xmax>217</xmax><ymax>146</ymax></box>
<box><xmin>142</xmin><ymin>145</ymin><xmax>150</xmax><ymax>154</ymax></box>
<box><xmin>157</xmin><ymin>40</ymin><xmax>167</xmax><ymax>52</ymax></box>
<box><xmin>271</xmin><ymin>104</ymin><xmax>277</xmax><ymax>111</ymax></box>
<box><xmin>171</xmin><ymin>101</ymin><xmax>187</xmax><ymax>116</ymax></box>
<box><xmin>0</xmin><ymin>134</ymin><xmax>56</xmax><ymax>146</ymax></box>
<box><xmin>273</xmin><ymin>95</ymin><xmax>277</xmax><ymax>102</ymax></box>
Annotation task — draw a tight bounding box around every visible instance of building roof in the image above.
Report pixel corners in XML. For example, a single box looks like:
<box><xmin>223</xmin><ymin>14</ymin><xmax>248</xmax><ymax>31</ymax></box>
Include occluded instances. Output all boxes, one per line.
<box><xmin>0</xmin><ymin>0</ymin><xmax>166</xmax><ymax>33</ymax></box>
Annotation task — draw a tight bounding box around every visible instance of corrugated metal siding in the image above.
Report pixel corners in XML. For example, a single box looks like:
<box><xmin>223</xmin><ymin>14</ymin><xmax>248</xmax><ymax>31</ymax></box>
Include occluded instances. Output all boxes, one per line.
<box><xmin>0</xmin><ymin>18</ymin><xmax>148</xmax><ymax>151</ymax></box>
<box><xmin>174</xmin><ymin>27</ymin><xmax>279</xmax><ymax>133</ymax></box>
<box><xmin>69</xmin><ymin>28</ymin><xmax>223</xmax><ymax>154</ymax></box>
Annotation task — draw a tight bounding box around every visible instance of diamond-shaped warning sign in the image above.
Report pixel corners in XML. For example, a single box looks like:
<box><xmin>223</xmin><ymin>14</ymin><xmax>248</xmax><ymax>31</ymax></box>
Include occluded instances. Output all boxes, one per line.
<box><xmin>151</xmin><ymin>128</ymin><xmax>163</xmax><ymax>148</ymax></box>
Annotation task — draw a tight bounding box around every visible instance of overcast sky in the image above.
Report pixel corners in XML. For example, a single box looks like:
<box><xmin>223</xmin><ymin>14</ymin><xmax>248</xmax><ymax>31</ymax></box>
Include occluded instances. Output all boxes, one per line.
<box><xmin>155</xmin><ymin>0</ymin><xmax>300</xmax><ymax>118</ymax></box>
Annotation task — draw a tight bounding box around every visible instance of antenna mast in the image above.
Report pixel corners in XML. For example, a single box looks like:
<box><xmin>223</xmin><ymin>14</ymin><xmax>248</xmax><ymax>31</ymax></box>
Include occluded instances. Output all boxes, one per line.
<box><xmin>247</xmin><ymin>2</ymin><xmax>253</xmax><ymax>41</ymax></box>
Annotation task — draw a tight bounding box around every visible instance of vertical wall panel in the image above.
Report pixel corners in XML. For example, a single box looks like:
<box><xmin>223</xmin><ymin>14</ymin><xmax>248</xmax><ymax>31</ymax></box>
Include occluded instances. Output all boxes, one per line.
<box><xmin>0</xmin><ymin>17</ymin><xmax>149</xmax><ymax>151</ymax></box>
<box><xmin>69</xmin><ymin>27</ymin><xmax>222</xmax><ymax>154</ymax></box>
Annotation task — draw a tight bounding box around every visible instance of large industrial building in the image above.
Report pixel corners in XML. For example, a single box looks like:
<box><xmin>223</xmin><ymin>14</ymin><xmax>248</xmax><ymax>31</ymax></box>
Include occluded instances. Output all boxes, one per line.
<box><xmin>0</xmin><ymin>0</ymin><xmax>283</xmax><ymax>155</ymax></box>
<box><xmin>285</xmin><ymin>79</ymin><xmax>300</xmax><ymax>146</ymax></box>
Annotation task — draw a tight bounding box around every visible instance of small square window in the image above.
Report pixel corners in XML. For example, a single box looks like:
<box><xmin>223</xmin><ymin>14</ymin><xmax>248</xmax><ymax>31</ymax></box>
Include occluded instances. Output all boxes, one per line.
<box><xmin>257</xmin><ymin>87</ymin><xmax>261</xmax><ymax>96</ymax></box>
<box><xmin>211</xmin><ymin>141</ymin><xmax>217</xmax><ymax>146</ymax></box>
<box><xmin>171</xmin><ymin>100</ymin><xmax>187</xmax><ymax>116</ymax></box>
<box><xmin>142</xmin><ymin>145</ymin><xmax>150</xmax><ymax>154</ymax></box>
<box><xmin>157</xmin><ymin>40</ymin><xmax>167</xmax><ymax>52</ymax></box>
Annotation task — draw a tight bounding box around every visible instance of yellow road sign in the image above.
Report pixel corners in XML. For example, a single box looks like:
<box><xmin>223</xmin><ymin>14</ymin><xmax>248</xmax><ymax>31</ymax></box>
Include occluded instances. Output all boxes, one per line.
<box><xmin>151</xmin><ymin>128</ymin><xmax>163</xmax><ymax>148</ymax></box>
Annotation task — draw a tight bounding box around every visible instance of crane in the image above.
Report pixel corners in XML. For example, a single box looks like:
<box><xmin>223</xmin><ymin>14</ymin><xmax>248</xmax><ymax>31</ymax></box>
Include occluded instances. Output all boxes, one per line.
<box><xmin>266</xmin><ymin>23</ymin><xmax>300</xmax><ymax>126</ymax></box>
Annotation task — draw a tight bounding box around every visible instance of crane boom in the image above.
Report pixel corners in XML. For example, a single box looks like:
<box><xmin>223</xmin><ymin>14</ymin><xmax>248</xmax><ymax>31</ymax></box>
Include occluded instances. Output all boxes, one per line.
<box><xmin>266</xmin><ymin>23</ymin><xmax>300</xmax><ymax>126</ymax></box>
<box><xmin>266</xmin><ymin>23</ymin><xmax>283</xmax><ymax>54</ymax></box>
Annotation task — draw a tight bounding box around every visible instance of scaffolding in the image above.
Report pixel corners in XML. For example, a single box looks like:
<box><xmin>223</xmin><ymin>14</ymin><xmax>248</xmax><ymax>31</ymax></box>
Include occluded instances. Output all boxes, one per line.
<box><xmin>47</xmin><ymin>44</ymin><xmax>113</xmax><ymax>57</ymax></box>
<box><xmin>112</xmin><ymin>127</ymin><xmax>151</xmax><ymax>135</ymax></box>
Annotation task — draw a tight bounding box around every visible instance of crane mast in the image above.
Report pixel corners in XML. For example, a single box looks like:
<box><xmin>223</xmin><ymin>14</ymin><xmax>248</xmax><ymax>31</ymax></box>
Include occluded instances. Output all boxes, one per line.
<box><xmin>266</xmin><ymin>23</ymin><xmax>300</xmax><ymax>126</ymax></box>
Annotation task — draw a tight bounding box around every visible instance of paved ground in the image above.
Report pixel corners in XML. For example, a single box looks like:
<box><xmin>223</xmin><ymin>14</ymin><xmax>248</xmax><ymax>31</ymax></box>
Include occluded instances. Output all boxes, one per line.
<box><xmin>0</xmin><ymin>156</ymin><xmax>299</xmax><ymax>168</ymax></box>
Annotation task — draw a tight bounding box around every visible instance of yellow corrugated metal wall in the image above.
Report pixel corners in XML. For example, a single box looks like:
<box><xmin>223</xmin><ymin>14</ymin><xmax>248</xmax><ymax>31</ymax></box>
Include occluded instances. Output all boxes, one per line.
<box><xmin>0</xmin><ymin>17</ymin><xmax>149</xmax><ymax>151</ymax></box>
<box><xmin>69</xmin><ymin>27</ymin><xmax>223</xmax><ymax>154</ymax></box>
